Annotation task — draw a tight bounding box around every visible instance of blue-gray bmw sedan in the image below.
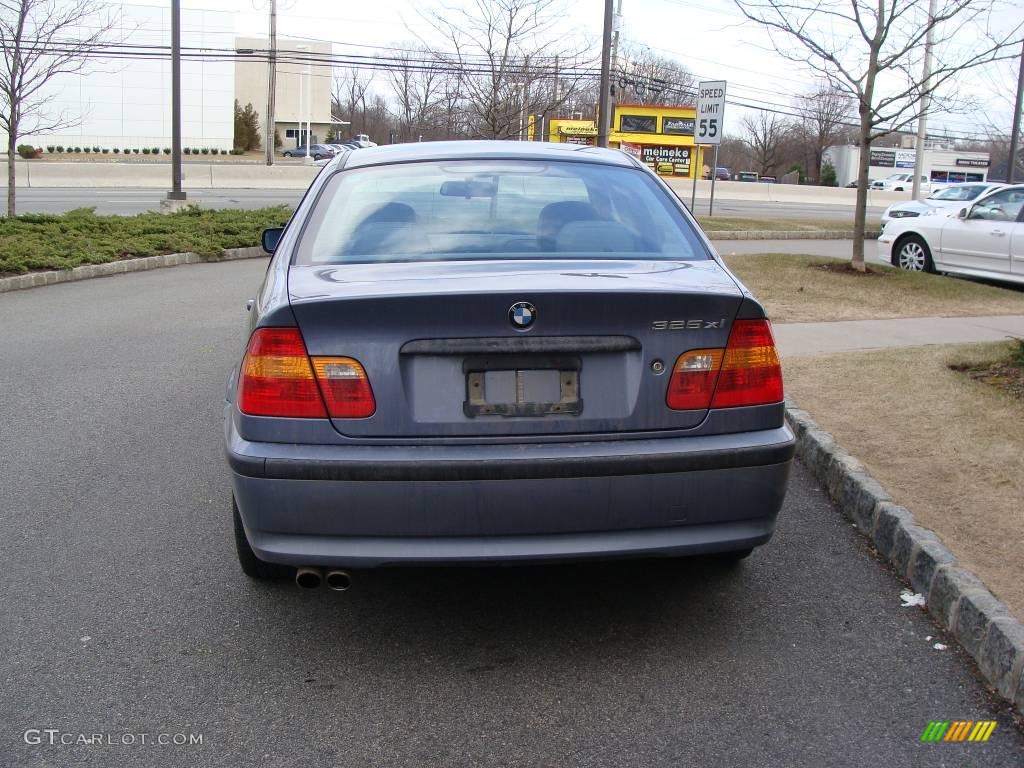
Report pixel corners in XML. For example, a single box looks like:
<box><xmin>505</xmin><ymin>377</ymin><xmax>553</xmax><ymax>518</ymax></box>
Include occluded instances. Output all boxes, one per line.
<box><xmin>225</xmin><ymin>141</ymin><xmax>794</xmax><ymax>588</ymax></box>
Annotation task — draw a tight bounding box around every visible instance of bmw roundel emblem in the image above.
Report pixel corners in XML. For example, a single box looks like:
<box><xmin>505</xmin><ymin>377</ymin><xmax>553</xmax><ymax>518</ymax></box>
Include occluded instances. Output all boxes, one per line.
<box><xmin>509</xmin><ymin>301</ymin><xmax>536</xmax><ymax>330</ymax></box>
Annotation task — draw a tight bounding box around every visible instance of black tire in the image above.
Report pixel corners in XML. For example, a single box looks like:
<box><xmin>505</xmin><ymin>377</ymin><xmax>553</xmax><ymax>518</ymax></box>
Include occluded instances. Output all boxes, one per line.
<box><xmin>893</xmin><ymin>234</ymin><xmax>935</xmax><ymax>273</ymax></box>
<box><xmin>283</xmin><ymin>152</ymin><xmax>291</xmax><ymax>158</ymax></box>
<box><xmin>233</xmin><ymin>496</ymin><xmax>291</xmax><ymax>581</ymax></box>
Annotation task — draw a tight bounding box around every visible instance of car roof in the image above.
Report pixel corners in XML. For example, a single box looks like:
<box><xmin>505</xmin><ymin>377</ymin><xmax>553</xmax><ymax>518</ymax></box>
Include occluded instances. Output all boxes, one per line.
<box><xmin>337</xmin><ymin>140</ymin><xmax>639</xmax><ymax>170</ymax></box>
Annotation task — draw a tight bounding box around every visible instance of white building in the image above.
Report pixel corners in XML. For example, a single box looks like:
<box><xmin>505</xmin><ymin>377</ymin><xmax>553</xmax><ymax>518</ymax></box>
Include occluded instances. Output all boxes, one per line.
<box><xmin>824</xmin><ymin>144</ymin><xmax>991</xmax><ymax>186</ymax></box>
<box><xmin>234</xmin><ymin>37</ymin><xmax>336</xmax><ymax>150</ymax></box>
<box><xmin>11</xmin><ymin>3</ymin><xmax>234</xmax><ymax>152</ymax></box>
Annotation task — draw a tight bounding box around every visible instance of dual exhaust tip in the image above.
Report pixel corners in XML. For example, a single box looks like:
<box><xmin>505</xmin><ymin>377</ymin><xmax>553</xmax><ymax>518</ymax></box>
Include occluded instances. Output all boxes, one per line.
<box><xmin>295</xmin><ymin>567</ymin><xmax>352</xmax><ymax>591</ymax></box>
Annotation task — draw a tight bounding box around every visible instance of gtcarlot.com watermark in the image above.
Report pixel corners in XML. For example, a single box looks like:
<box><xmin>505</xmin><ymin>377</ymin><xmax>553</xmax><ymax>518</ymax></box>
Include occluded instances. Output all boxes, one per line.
<box><xmin>24</xmin><ymin>729</ymin><xmax>203</xmax><ymax>747</ymax></box>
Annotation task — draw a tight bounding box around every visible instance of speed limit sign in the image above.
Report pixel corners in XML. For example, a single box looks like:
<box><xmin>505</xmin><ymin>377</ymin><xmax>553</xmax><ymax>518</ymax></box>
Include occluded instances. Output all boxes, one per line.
<box><xmin>696</xmin><ymin>80</ymin><xmax>726</xmax><ymax>145</ymax></box>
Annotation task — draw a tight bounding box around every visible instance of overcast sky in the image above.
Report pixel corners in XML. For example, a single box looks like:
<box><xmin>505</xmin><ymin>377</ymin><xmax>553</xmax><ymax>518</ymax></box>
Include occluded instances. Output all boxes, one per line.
<box><xmin>163</xmin><ymin>0</ymin><xmax>1022</xmax><ymax>141</ymax></box>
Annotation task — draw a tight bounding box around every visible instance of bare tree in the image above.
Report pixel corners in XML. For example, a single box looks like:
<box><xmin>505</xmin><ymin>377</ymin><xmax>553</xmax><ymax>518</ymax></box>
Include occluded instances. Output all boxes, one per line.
<box><xmin>332</xmin><ymin>66</ymin><xmax>373</xmax><ymax>136</ymax></box>
<box><xmin>741</xmin><ymin>112</ymin><xmax>791</xmax><ymax>175</ymax></box>
<box><xmin>795</xmin><ymin>86</ymin><xmax>853</xmax><ymax>181</ymax></box>
<box><xmin>0</xmin><ymin>0</ymin><xmax>119</xmax><ymax>215</ymax></box>
<box><xmin>734</xmin><ymin>0</ymin><xmax>1024</xmax><ymax>269</ymax></box>
<box><xmin>386</xmin><ymin>48</ymin><xmax>445</xmax><ymax>141</ymax></box>
<box><xmin>421</xmin><ymin>0</ymin><xmax>591</xmax><ymax>139</ymax></box>
<box><xmin>616</xmin><ymin>45</ymin><xmax>695</xmax><ymax>106</ymax></box>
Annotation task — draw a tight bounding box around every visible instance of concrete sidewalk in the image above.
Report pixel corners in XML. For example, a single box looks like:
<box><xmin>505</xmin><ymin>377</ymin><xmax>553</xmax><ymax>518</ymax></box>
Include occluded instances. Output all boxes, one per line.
<box><xmin>775</xmin><ymin>315</ymin><xmax>1024</xmax><ymax>358</ymax></box>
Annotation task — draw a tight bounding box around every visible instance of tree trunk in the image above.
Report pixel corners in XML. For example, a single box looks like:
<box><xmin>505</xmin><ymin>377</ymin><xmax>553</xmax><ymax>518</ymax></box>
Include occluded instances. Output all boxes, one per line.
<box><xmin>851</xmin><ymin>123</ymin><xmax>871</xmax><ymax>272</ymax></box>
<box><xmin>7</xmin><ymin>126</ymin><xmax>16</xmax><ymax>218</ymax></box>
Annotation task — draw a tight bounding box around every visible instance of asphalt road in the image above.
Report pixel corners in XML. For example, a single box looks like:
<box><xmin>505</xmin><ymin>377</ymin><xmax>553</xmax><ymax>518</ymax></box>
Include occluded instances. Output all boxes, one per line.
<box><xmin>1</xmin><ymin>259</ymin><xmax>1022</xmax><ymax>767</ymax></box>
<box><xmin>9</xmin><ymin>186</ymin><xmax>886</xmax><ymax>221</ymax></box>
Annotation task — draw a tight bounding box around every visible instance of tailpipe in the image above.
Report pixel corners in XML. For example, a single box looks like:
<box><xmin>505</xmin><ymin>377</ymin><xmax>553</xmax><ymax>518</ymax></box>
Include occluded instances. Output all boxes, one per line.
<box><xmin>325</xmin><ymin>570</ymin><xmax>352</xmax><ymax>592</ymax></box>
<box><xmin>295</xmin><ymin>567</ymin><xmax>324</xmax><ymax>589</ymax></box>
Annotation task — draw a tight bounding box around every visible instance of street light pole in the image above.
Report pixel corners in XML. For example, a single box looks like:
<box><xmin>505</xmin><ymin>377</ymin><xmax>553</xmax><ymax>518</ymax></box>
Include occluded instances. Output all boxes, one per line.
<box><xmin>597</xmin><ymin>0</ymin><xmax>613</xmax><ymax>147</ymax></box>
<box><xmin>167</xmin><ymin>0</ymin><xmax>184</xmax><ymax>202</ymax></box>
<box><xmin>911</xmin><ymin>0</ymin><xmax>937</xmax><ymax>200</ymax></box>
<box><xmin>1008</xmin><ymin>40</ymin><xmax>1024</xmax><ymax>183</ymax></box>
<box><xmin>265</xmin><ymin>0</ymin><xmax>276</xmax><ymax>166</ymax></box>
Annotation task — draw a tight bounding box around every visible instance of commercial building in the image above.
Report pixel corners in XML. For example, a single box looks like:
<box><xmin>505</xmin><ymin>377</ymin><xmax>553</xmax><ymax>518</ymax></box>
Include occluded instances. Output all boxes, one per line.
<box><xmin>824</xmin><ymin>144</ymin><xmax>991</xmax><ymax>186</ymax></box>
<box><xmin>234</xmin><ymin>37</ymin><xmax>336</xmax><ymax>150</ymax></box>
<box><xmin>9</xmin><ymin>5</ymin><xmax>234</xmax><ymax>152</ymax></box>
<box><xmin>545</xmin><ymin>104</ymin><xmax>709</xmax><ymax>179</ymax></box>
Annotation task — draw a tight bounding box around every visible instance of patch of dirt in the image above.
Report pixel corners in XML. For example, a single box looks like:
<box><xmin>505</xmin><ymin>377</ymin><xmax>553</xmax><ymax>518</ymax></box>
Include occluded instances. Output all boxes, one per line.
<box><xmin>950</xmin><ymin>359</ymin><xmax>1024</xmax><ymax>400</ymax></box>
<box><xmin>813</xmin><ymin>262</ymin><xmax>889</xmax><ymax>277</ymax></box>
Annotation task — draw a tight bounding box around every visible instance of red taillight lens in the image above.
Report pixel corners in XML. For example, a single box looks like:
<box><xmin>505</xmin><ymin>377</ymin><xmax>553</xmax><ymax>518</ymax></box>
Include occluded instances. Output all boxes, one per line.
<box><xmin>666</xmin><ymin>349</ymin><xmax>724</xmax><ymax>410</ymax></box>
<box><xmin>710</xmin><ymin>319</ymin><xmax>784</xmax><ymax>408</ymax></box>
<box><xmin>238</xmin><ymin>328</ymin><xmax>327</xmax><ymax>418</ymax></box>
<box><xmin>310</xmin><ymin>357</ymin><xmax>376</xmax><ymax>418</ymax></box>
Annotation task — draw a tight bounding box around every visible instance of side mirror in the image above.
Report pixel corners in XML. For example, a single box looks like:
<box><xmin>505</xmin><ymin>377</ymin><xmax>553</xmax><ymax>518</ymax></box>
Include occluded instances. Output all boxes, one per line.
<box><xmin>261</xmin><ymin>227</ymin><xmax>284</xmax><ymax>253</ymax></box>
<box><xmin>957</xmin><ymin>207</ymin><xmax>968</xmax><ymax>219</ymax></box>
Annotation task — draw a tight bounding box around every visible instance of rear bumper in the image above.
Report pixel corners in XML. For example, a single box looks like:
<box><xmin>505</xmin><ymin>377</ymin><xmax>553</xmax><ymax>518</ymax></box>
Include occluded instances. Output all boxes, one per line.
<box><xmin>226</xmin><ymin>416</ymin><xmax>795</xmax><ymax>567</ymax></box>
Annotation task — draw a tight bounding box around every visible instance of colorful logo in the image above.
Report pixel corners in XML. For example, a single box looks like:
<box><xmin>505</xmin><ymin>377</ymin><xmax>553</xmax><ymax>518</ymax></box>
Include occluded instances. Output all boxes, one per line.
<box><xmin>921</xmin><ymin>721</ymin><xmax>996</xmax><ymax>742</ymax></box>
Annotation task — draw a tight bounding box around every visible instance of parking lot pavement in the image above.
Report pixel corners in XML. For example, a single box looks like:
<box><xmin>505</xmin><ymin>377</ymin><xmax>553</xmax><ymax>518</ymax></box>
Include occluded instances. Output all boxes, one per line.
<box><xmin>1</xmin><ymin>260</ymin><xmax>1022</xmax><ymax>767</ymax></box>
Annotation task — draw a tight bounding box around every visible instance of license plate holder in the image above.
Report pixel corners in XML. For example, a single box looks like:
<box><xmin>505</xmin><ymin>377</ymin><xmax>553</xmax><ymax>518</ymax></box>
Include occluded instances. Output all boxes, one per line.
<box><xmin>463</xmin><ymin>355</ymin><xmax>582</xmax><ymax>417</ymax></box>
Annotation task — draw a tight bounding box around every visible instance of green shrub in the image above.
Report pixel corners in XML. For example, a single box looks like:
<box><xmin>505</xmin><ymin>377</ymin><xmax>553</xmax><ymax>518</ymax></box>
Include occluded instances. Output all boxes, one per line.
<box><xmin>1012</xmin><ymin>338</ymin><xmax>1024</xmax><ymax>367</ymax></box>
<box><xmin>151</xmin><ymin>147</ymin><xmax>159</xmax><ymax>154</ymax></box>
<box><xmin>102</xmin><ymin>148</ymin><xmax>109</xmax><ymax>154</ymax></box>
<box><xmin>0</xmin><ymin>205</ymin><xmax>294</xmax><ymax>274</ymax></box>
<box><xmin>200</xmin><ymin>148</ymin><xmax>209</xmax><ymax>155</ymax></box>
<box><xmin>113</xmin><ymin>148</ymin><xmax>120</xmax><ymax>154</ymax></box>
<box><xmin>141</xmin><ymin>148</ymin><xmax>150</xmax><ymax>154</ymax></box>
<box><xmin>83</xmin><ymin>147</ymin><xmax>92</xmax><ymax>153</ymax></box>
<box><xmin>820</xmin><ymin>161</ymin><xmax>837</xmax><ymax>187</ymax></box>
<box><xmin>183</xmin><ymin>147</ymin><xmax>192</xmax><ymax>155</ymax></box>
<box><xmin>123</xmin><ymin>148</ymin><xmax>131</xmax><ymax>154</ymax></box>
<box><xmin>46</xmin><ymin>145</ymin><xmax>55</xmax><ymax>153</ymax></box>
<box><xmin>163</xmin><ymin>148</ymin><xmax>171</xmax><ymax>155</ymax></box>
<box><xmin>92</xmin><ymin>146</ymin><xmax>100</xmax><ymax>153</ymax></box>
<box><xmin>229</xmin><ymin>148</ymin><xmax>244</xmax><ymax>155</ymax></box>
<box><xmin>132</xmin><ymin>148</ymin><xmax>139</xmax><ymax>154</ymax></box>
<box><xmin>55</xmin><ymin>145</ymin><xmax>64</xmax><ymax>152</ymax></box>
<box><xmin>17</xmin><ymin>144</ymin><xmax>37</xmax><ymax>159</ymax></box>
<box><xmin>73</xmin><ymin>146</ymin><xmax>82</xmax><ymax>153</ymax></box>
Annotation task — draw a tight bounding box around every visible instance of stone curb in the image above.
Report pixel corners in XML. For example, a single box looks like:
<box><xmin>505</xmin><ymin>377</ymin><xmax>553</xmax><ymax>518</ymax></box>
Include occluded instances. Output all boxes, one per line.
<box><xmin>0</xmin><ymin>246</ymin><xmax>268</xmax><ymax>293</ymax></box>
<box><xmin>707</xmin><ymin>229</ymin><xmax>880</xmax><ymax>241</ymax></box>
<box><xmin>785</xmin><ymin>404</ymin><xmax>1024</xmax><ymax>711</ymax></box>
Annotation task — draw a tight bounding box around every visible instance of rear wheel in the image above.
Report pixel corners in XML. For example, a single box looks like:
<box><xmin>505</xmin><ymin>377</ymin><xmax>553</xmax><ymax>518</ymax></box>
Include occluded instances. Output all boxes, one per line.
<box><xmin>894</xmin><ymin>235</ymin><xmax>934</xmax><ymax>272</ymax></box>
<box><xmin>233</xmin><ymin>496</ymin><xmax>291</xmax><ymax>581</ymax></box>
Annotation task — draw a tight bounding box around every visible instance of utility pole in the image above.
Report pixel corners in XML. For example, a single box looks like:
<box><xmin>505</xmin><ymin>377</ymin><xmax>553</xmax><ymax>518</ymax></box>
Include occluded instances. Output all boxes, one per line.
<box><xmin>265</xmin><ymin>0</ymin><xmax>277</xmax><ymax>165</ymax></box>
<box><xmin>166</xmin><ymin>0</ymin><xmax>184</xmax><ymax>204</ymax></box>
<box><xmin>911</xmin><ymin>0</ymin><xmax>937</xmax><ymax>200</ymax></box>
<box><xmin>1008</xmin><ymin>39</ymin><xmax>1024</xmax><ymax>183</ymax></box>
<box><xmin>521</xmin><ymin>55</ymin><xmax>530</xmax><ymax>141</ymax></box>
<box><xmin>597</xmin><ymin>0</ymin><xmax>613</xmax><ymax>147</ymax></box>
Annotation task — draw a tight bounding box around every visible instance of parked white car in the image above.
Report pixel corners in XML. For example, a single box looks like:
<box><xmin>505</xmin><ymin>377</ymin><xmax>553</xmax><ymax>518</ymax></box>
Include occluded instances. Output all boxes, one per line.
<box><xmin>870</xmin><ymin>173</ymin><xmax>936</xmax><ymax>193</ymax></box>
<box><xmin>880</xmin><ymin>182</ymin><xmax>1007</xmax><ymax>226</ymax></box>
<box><xmin>875</xmin><ymin>184</ymin><xmax>1024</xmax><ymax>285</ymax></box>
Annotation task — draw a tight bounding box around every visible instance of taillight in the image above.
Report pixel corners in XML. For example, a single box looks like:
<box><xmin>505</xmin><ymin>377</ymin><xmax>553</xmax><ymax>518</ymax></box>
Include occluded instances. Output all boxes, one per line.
<box><xmin>666</xmin><ymin>349</ymin><xmax>724</xmax><ymax>410</ymax></box>
<box><xmin>238</xmin><ymin>328</ymin><xmax>327</xmax><ymax>418</ymax></box>
<box><xmin>310</xmin><ymin>357</ymin><xmax>375</xmax><ymax>418</ymax></box>
<box><xmin>237</xmin><ymin>328</ymin><xmax>375</xmax><ymax>418</ymax></box>
<box><xmin>710</xmin><ymin>319</ymin><xmax>783</xmax><ymax>408</ymax></box>
<box><xmin>665</xmin><ymin>319</ymin><xmax>783</xmax><ymax>411</ymax></box>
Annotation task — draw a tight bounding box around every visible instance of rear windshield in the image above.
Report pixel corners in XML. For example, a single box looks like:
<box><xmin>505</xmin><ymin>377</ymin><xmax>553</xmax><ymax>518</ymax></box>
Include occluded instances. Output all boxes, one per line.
<box><xmin>294</xmin><ymin>159</ymin><xmax>709</xmax><ymax>265</ymax></box>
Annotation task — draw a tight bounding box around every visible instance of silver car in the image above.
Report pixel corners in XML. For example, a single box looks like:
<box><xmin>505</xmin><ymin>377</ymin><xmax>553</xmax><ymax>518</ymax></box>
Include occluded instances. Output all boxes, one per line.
<box><xmin>225</xmin><ymin>141</ymin><xmax>794</xmax><ymax>589</ymax></box>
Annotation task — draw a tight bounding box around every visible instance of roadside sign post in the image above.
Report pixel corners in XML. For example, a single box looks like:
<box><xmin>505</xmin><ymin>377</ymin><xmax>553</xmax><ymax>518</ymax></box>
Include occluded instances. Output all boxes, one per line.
<box><xmin>696</xmin><ymin>80</ymin><xmax>726</xmax><ymax>216</ymax></box>
<box><xmin>690</xmin><ymin>146</ymin><xmax>700</xmax><ymax>211</ymax></box>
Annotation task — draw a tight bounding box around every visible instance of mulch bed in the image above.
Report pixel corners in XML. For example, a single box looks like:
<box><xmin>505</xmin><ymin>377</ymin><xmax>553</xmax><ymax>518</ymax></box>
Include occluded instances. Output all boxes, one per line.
<box><xmin>813</xmin><ymin>262</ymin><xmax>889</xmax><ymax>277</ymax></box>
<box><xmin>950</xmin><ymin>359</ymin><xmax>1024</xmax><ymax>400</ymax></box>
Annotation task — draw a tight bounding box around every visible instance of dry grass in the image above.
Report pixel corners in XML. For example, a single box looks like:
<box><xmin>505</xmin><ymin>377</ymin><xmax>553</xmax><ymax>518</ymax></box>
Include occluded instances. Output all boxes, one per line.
<box><xmin>785</xmin><ymin>342</ymin><xmax>1024</xmax><ymax>619</ymax></box>
<box><xmin>697</xmin><ymin>216</ymin><xmax>863</xmax><ymax>233</ymax></box>
<box><xmin>724</xmin><ymin>253</ymin><xmax>1024</xmax><ymax>323</ymax></box>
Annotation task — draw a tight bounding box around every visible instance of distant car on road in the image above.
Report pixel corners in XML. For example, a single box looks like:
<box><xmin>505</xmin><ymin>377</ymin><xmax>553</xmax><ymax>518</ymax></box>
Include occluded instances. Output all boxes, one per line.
<box><xmin>880</xmin><ymin>182</ymin><xmax>1006</xmax><ymax>227</ymax></box>
<box><xmin>870</xmin><ymin>172</ymin><xmax>937</xmax><ymax>194</ymax></box>
<box><xmin>226</xmin><ymin>140</ymin><xmax>794</xmax><ymax>588</ymax></box>
<box><xmin>736</xmin><ymin>171</ymin><xmax>759</xmax><ymax>182</ymax></box>
<box><xmin>714</xmin><ymin>167</ymin><xmax>730</xmax><ymax>181</ymax></box>
<box><xmin>758</xmin><ymin>175</ymin><xmax>778</xmax><ymax>184</ymax></box>
<box><xmin>875</xmin><ymin>183</ymin><xmax>1024</xmax><ymax>285</ymax></box>
<box><xmin>283</xmin><ymin>144</ymin><xmax>335</xmax><ymax>160</ymax></box>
